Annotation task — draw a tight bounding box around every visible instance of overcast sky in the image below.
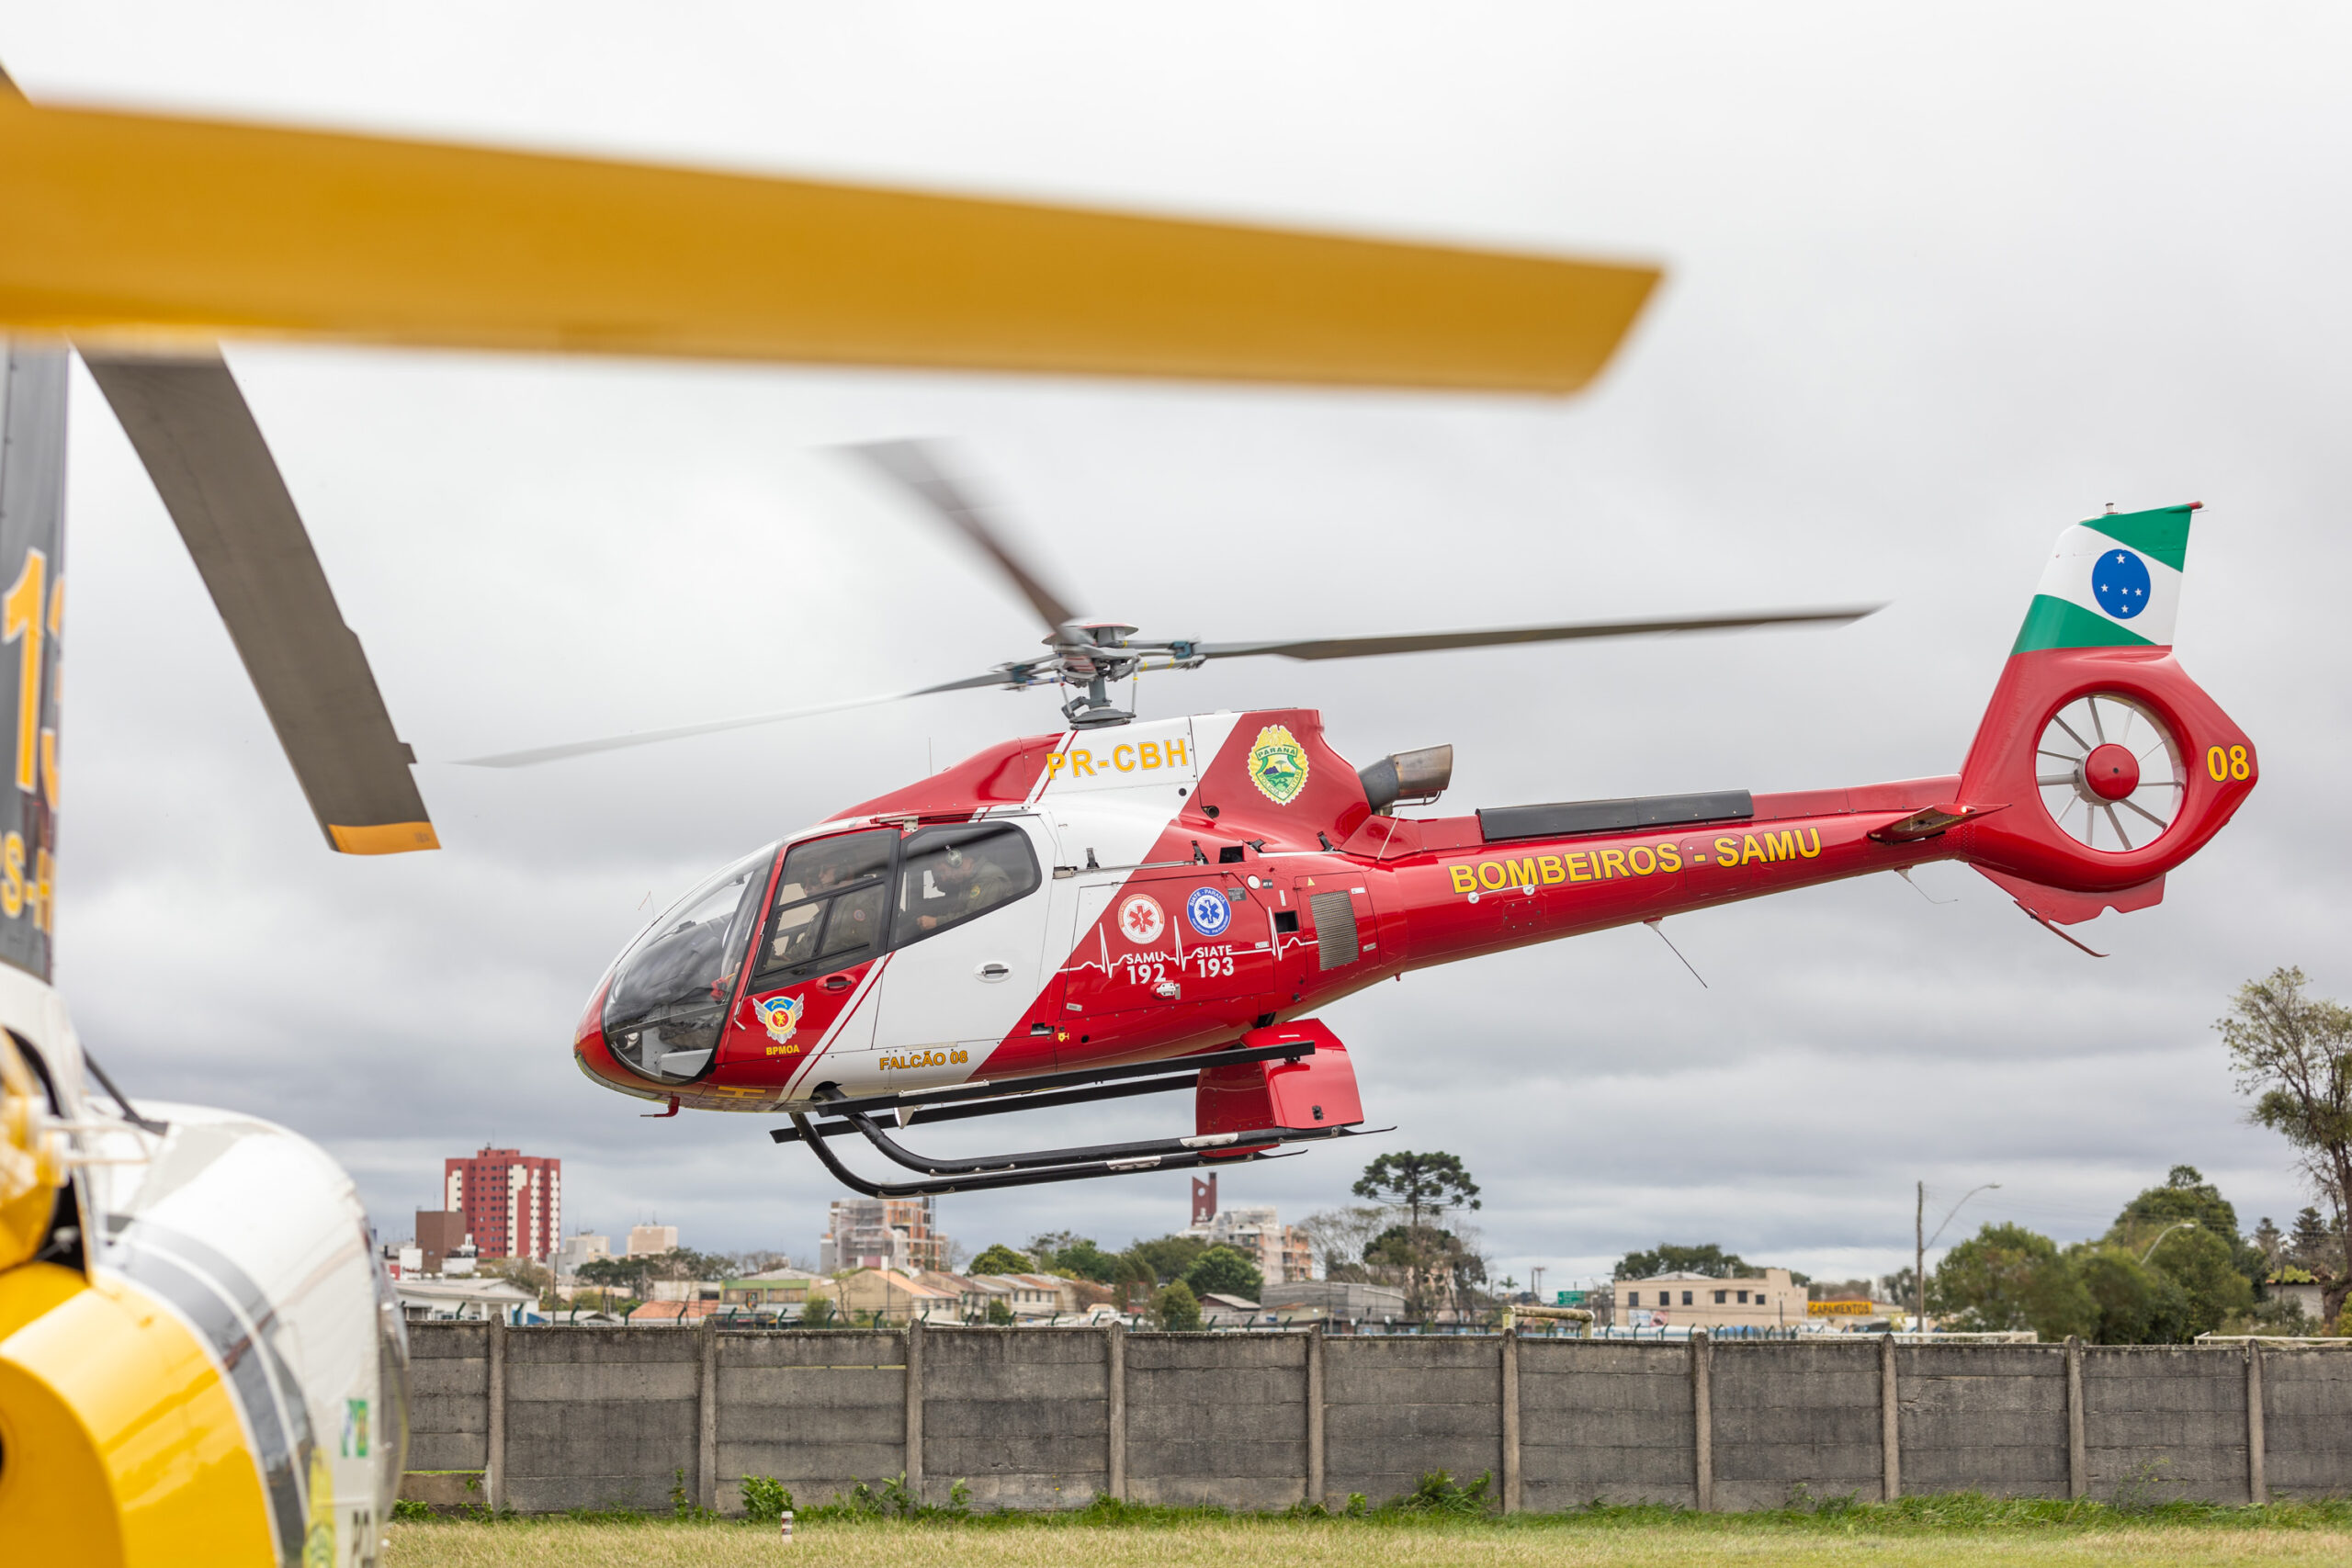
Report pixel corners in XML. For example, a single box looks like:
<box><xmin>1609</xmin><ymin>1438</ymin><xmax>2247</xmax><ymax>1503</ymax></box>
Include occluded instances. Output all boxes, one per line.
<box><xmin>8</xmin><ymin>4</ymin><xmax>2347</xmax><ymax>1292</ymax></box>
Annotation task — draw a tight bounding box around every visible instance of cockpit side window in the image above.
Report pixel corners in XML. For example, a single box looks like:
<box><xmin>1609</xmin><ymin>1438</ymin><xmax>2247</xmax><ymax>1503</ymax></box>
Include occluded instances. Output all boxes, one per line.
<box><xmin>753</xmin><ymin>829</ymin><xmax>897</xmax><ymax>987</ymax></box>
<box><xmin>891</xmin><ymin>823</ymin><xmax>1041</xmax><ymax>947</ymax></box>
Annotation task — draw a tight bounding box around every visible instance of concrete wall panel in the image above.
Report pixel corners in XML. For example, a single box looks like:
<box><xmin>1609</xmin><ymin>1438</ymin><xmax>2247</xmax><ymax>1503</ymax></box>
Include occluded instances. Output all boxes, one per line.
<box><xmin>2265</xmin><ymin>1351</ymin><xmax>2352</xmax><ymax>1497</ymax></box>
<box><xmin>2084</xmin><ymin>1348</ymin><xmax>2248</xmax><ymax>1504</ymax></box>
<box><xmin>405</xmin><ymin>1335</ymin><xmax>489</xmax><ymax>1472</ymax></box>
<box><xmin>1711</xmin><ymin>1343</ymin><xmax>1882</xmax><ymax>1511</ymax></box>
<box><xmin>1322</xmin><ymin>1338</ymin><xmax>1502</xmax><ymax>1506</ymax></box>
<box><xmin>1897</xmin><ymin>1345</ymin><xmax>2067</xmax><ymax>1497</ymax></box>
<box><xmin>1125</xmin><ymin>1332</ymin><xmax>1306</xmax><ymax>1507</ymax></box>
<box><xmin>922</xmin><ymin>1328</ymin><xmax>1108</xmax><ymax>1510</ymax></box>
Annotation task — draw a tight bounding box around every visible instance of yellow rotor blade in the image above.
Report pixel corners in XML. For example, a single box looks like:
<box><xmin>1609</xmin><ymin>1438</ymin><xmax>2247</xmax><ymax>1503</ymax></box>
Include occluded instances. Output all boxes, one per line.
<box><xmin>0</xmin><ymin>88</ymin><xmax>1657</xmax><ymax>393</ymax></box>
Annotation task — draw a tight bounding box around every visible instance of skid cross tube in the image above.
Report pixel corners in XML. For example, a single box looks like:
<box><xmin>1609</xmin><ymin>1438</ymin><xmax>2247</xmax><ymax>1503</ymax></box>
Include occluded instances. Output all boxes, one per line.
<box><xmin>814</xmin><ymin>1085</ymin><xmax>1366</xmax><ymax>1178</ymax></box>
<box><xmin>789</xmin><ymin>1108</ymin><xmax>1310</xmax><ymax>1197</ymax></box>
<box><xmin>771</xmin><ymin>1073</ymin><xmax>1195</xmax><ymax>1145</ymax></box>
<box><xmin>773</xmin><ymin>1039</ymin><xmax>1316</xmax><ymax>1122</ymax></box>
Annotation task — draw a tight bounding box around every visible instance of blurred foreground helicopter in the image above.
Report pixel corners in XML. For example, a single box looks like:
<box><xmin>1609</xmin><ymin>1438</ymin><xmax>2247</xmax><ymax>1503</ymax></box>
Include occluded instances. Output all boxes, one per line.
<box><xmin>492</xmin><ymin>446</ymin><xmax>2256</xmax><ymax>1199</ymax></box>
<box><xmin>0</xmin><ymin>60</ymin><xmax>1675</xmax><ymax>1564</ymax></box>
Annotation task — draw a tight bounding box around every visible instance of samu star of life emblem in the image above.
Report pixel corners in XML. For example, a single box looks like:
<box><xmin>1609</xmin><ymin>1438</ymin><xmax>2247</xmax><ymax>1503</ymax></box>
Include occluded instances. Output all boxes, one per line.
<box><xmin>1117</xmin><ymin>894</ymin><xmax>1165</xmax><ymax>946</ymax></box>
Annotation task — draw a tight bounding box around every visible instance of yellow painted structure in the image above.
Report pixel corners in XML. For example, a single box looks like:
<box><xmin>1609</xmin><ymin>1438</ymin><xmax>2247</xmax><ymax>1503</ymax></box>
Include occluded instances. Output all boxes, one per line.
<box><xmin>0</xmin><ymin>1261</ymin><xmax>275</xmax><ymax>1565</ymax></box>
<box><xmin>0</xmin><ymin>87</ymin><xmax>1656</xmax><ymax>394</ymax></box>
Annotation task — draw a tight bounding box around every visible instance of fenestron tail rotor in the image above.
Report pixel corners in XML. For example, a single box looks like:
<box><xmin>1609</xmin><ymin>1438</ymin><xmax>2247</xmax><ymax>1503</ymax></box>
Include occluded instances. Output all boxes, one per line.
<box><xmin>2035</xmin><ymin>692</ymin><xmax>2186</xmax><ymax>852</ymax></box>
<box><xmin>459</xmin><ymin>440</ymin><xmax>1883</xmax><ymax>766</ymax></box>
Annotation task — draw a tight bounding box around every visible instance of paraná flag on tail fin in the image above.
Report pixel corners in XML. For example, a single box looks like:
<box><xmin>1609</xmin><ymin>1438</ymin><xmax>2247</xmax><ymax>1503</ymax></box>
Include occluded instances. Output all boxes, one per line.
<box><xmin>2011</xmin><ymin>503</ymin><xmax>2196</xmax><ymax>653</ymax></box>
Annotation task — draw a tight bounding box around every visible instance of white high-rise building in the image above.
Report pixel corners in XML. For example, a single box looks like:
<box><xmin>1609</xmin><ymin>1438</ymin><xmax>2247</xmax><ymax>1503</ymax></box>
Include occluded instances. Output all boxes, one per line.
<box><xmin>627</xmin><ymin>1223</ymin><xmax>679</xmax><ymax>1258</ymax></box>
<box><xmin>1184</xmin><ymin>1201</ymin><xmax>1314</xmax><ymax>1285</ymax></box>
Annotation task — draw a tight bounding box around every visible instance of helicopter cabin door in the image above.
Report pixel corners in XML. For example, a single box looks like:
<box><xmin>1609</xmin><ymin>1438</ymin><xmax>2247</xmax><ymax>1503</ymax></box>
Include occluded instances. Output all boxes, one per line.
<box><xmin>1055</xmin><ymin>868</ymin><xmax>1278</xmax><ymax>1066</ymax></box>
<box><xmin>716</xmin><ymin>828</ymin><xmax>896</xmax><ymax>1093</ymax></box>
<box><xmin>864</xmin><ymin>817</ymin><xmax>1059</xmax><ymax>1082</ymax></box>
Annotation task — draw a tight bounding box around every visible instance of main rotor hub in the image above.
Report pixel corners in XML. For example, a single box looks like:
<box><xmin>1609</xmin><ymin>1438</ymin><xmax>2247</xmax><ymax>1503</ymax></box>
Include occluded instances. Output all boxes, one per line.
<box><xmin>2078</xmin><ymin>742</ymin><xmax>2140</xmax><ymax>803</ymax></box>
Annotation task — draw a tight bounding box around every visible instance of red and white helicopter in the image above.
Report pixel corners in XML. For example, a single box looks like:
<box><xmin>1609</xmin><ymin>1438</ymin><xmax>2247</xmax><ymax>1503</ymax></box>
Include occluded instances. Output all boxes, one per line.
<box><xmin>475</xmin><ymin>447</ymin><xmax>2258</xmax><ymax>1196</ymax></box>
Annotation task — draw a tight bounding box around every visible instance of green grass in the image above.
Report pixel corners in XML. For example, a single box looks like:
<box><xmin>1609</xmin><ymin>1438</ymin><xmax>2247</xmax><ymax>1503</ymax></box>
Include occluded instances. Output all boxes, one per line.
<box><xmin>384</xmin><ymin>1491</ymin><xmax>2352</xmax><ymax>1568</ymax></box>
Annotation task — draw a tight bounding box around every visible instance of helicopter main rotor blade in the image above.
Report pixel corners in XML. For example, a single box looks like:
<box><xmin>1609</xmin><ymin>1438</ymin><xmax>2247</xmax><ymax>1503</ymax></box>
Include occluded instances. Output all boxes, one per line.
<box><xmin>1192</xmin><ymin>605</ymin><xmax>1881</xmax><ymax>663</ymax></box>
<box><xmin>453</xmin><ymin>671</ymin><xmax>1009</xmax><ymax>769</ymax></box>
<box><xmin>844</xmin><ymin>442</ymin><xmax>1079</xmax><ymax>637</ymax></box>
<box><xmin>81</xmin><ymin>346</ymin><xmax>439</xmax><ymax>854</ymax></box>
<box><xmin>0</xmin><ymin>76</ymin><xmax>1657</xmax><ymax>394</ymax></box>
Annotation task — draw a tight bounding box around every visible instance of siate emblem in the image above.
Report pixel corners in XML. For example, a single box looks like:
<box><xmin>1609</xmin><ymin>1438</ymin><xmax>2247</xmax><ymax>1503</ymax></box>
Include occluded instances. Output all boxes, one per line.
<box><xmin>1247</xmin><ymin>724</ymin><xmax>1310</xmax><ymax>806</ymax></box>
<box><xmin>752</xmin><ymin>993</ymin><xmax>805</xmax><ymax>1050</ymax></box>
<box><xmin>1184</xmin><ymin>886</ymin><xmax>1233</xmax><ymax>938</ymax></box>
<box><xmin>1117</xmin><ymin>894</ymin><xmax>1165</xmax><ymax>946</ymax></box>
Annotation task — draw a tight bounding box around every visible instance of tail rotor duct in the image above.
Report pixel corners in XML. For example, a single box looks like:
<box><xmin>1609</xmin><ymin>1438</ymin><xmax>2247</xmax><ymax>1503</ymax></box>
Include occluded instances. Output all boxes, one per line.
<box><xmin>2035</xmin><ymin>692</ymin><xmax>2184</xmax><ymax>852</ymax></box>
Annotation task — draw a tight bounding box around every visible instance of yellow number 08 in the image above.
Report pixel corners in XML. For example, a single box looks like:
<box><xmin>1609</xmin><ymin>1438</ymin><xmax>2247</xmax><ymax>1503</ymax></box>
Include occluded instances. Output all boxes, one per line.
<box><xmin>2205</xmin><ymin>744</ymin><xmax>2251</xmax><ymax>783</ymax></box>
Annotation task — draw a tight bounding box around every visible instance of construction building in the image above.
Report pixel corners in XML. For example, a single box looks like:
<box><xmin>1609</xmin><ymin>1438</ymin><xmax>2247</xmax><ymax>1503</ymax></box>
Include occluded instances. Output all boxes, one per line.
<box><xmin>443</xmin><ymin>1148</ymin><xmax>561</xmax><ymax>1262</ymax></box>
<box><xmin>1181</xmin><ymin>1176</ymin><xmax>1313</xmax><ymax>1284</ymax></box>
<box><xmin>820</xmin><ymin>1197</ymin><xmax>952</xmax><ymax>1273</ymax></box>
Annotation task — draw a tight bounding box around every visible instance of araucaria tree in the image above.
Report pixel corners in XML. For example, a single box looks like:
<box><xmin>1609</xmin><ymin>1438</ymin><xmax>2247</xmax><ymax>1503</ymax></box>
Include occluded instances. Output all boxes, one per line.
<box><xmin>2219</xmin><ymin>967</ymin><xmax>2352</xmax><ymax>1326</ymax></box>
<box><xmin>1352</xmin><ymin>1151</ymin><xmax>1482</xmax><ymax>1317</ymax></box>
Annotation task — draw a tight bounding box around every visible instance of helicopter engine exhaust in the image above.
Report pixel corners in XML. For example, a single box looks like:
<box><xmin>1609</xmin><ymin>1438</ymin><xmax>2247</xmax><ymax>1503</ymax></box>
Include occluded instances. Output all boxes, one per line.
<box><xmin>1358</xmin><ymin>744</ymin><xmax>1454</xmax><ymax>813</ymax></box>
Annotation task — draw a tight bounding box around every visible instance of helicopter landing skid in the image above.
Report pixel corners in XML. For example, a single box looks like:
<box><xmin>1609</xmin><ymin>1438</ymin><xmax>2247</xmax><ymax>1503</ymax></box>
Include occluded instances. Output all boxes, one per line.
<box><xmin>767</xmin><ymin>1039</ymin><xmax>1380</xmax><ymax>1196</ymax></box>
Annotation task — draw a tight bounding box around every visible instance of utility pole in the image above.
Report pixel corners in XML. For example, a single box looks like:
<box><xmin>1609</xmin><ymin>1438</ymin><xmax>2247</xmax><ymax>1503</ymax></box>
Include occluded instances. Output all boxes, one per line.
<box><xmin>1915</xmin><ymin>1179</ymin><xmax>2002</xmax><ymax>1335</ymax></box>
<box><xmin>1915</xmin><ymin>1181</ymin><xmax>1926</xmax><ymax>1332</ymax></box>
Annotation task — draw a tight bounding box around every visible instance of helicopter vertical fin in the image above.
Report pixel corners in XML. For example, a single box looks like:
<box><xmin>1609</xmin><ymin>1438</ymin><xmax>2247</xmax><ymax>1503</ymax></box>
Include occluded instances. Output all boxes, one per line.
<box><xmin>1951</xmin><ymin>504</ymin><xmax>2252</xmax><ymax>898</ymax></box>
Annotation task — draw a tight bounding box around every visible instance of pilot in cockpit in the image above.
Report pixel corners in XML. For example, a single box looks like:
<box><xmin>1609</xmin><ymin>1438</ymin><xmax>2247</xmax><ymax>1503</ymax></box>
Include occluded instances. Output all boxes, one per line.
<box><xmin>915</xmin><ymin>841</ymin><xmax>1015</xmax><ymax>931</ymax></box>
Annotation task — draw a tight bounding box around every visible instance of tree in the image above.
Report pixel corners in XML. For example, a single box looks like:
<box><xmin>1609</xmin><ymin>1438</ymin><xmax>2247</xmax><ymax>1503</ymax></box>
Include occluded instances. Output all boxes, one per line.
<box><xmin>1353</xmin><ymin>1152</ymin><xmax>1481</xmax><ymax>1235</ymax></box>
<box><xmin>1124</xmin><ymin>1234</ymin><xmax>1211</xmax><ymax>1285</ymax></box>
<box><xmin>1112</xmin><ymin>1253</ymin><xmax>1159</xmax><ymax>1313</ymax></box>
<box><xmin>1932</xmin><ymin>1223</ymin><xmax>2094</xmax><ymax>1339</ymax></box>
<box><xmin>799</xmin><ymin>1295</ymin><xmax>836</xmax><ymax>1328</ymax></box>
<box><xmin>984</xmin><ymin>1297</ymin><xmax>1015</xmax><ymax>1325</ymax></box>
<box><xmin>1033</xmin><ymin>1236</ymin><xmax>1121</xmax><ymax>1283</ymax></box>
<box><xmin>2109</xmin><ymin>1165</ymin><xmax>2266</xmax><ymax>1286</ymax></box>
<box><xmin>2219</xmin><ymin>967</ymin><xmax>2352</xmax><ymax>1324</ymax></box>
<box><xmin>1354</xmin><ymin>1153</ymin><xmax>1481</xmax><ymax>1318</ymax></box>
<box><xmin>2143</xmin><ymin>1226</ymin><xmax>2255</xmax><ymax>1337</ymax></box>
<box><xmin>2288</xmin><ymin>1206</ymin><xmax>2341</xmax><ymax>1273</ymax></box>
<box><xmin>2070</xmin><ymin>1245</ymin><xmax>2192</xmax><ymax>1345</ymax></box>
<box><xmin>1616</xmin><ymin>1244</ymin><xmax>1748</xmax><ymax>1281</ymax></box>
<box><xmin>2254</xmin><ymin>1216</ymin><xmax>2285</xmax><ymax>1274</ymax></box>
<box><xmin>970</xmin><ymin>1244</ymin><xmax>1035</xmax><ymax>1275</ymax></box>
<box><xmin>1184</xmin><ymin>1246</ymin><xmax>1264</xmax><ymax>1302</ymax></box>
<box><xmin>1880</xmin><ymin>1266</ymin><xmax>1917</xmax><ymax>1308</ymax></box>
<box><xmin>1151</xmin><ymin>1280</ymin><xmax>1203</xmax><ymax>1331</ymax></box>
<box><xmin>1300</xmin><ymin>1205</ymin><xmax>1388</xmax><ymax>1280</ymax></box>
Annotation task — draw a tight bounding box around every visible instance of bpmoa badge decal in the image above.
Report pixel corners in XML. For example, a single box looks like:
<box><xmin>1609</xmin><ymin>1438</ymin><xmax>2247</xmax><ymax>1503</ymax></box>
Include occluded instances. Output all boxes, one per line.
<box><xmin>1248</xmin><ymin>725</ymin><xmax>1310</xmax><ymax>805</ymax></box>
<box><xmin>753</xmin><ymin>994</ymin><xmax>804</xmax><ymax>1053</ymax></box>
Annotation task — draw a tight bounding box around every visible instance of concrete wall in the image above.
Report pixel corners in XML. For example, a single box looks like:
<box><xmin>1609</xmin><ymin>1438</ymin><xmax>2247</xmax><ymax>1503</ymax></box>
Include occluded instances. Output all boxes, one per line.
<box><xmin>401</xmin><ymin>1325</ymin><xmax>2352</xmax><ymax>1514</ymax></box>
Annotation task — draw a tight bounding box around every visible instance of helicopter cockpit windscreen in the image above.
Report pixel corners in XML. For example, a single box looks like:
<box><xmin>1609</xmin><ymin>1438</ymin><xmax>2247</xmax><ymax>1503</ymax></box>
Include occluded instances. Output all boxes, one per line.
<box><xmin>603</xmin><ymin>845</ymin><xmax>776</xmax><ymax>1083</ymax></box>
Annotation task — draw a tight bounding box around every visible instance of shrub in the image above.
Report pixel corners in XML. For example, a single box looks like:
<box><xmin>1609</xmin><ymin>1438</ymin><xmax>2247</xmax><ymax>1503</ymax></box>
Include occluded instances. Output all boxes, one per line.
<box><xmin>740</xmin><ymin>1476</ymin><xmax>793</xmax><ymax>1522</ymax></box>
<box><xmin>1151</xmin><ymin>1280</ymin><xmax>1203</xmax><ymax>1331</ymax></box>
